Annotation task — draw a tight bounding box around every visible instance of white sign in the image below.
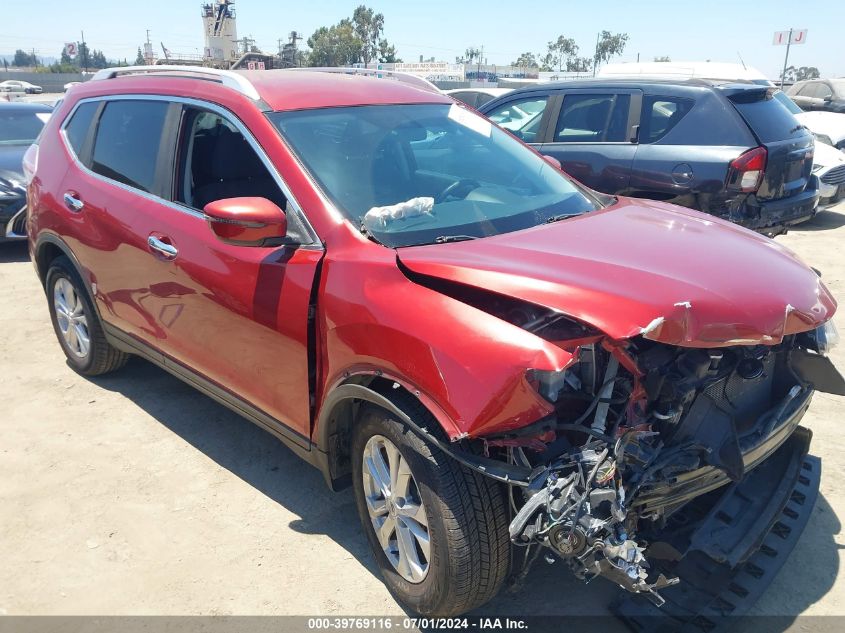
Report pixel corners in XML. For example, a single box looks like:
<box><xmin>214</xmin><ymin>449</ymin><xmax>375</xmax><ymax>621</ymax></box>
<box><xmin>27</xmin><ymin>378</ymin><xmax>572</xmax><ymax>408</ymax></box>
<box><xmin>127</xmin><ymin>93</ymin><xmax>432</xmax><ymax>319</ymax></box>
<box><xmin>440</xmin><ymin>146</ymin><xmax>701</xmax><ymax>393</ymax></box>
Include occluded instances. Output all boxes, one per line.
<box><xmin>247</xmin><ymin>61</ymin><xmax>256</xmax><ymax>70</ymax></box>
<box><xmin>773</xmin><ymin>29</ymin><xmax>808</xmax><ymax>45</ymax></box>
<box><xmin>256</xmin><ymin>61</ymin><xmax>265</xmax><ymax>70</ymax></box>
<box><xmin>64</xmin><ymin>42</ymin><xmax>78</xmax><ymax>58</ymax></box>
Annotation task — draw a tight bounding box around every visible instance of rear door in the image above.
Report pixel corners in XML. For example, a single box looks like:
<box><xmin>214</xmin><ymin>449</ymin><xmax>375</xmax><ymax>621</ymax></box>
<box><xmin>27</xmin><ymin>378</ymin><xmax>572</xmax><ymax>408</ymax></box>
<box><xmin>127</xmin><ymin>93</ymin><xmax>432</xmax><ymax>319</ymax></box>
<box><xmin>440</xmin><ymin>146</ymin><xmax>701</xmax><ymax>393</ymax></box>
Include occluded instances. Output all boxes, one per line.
<box><xmin>538</xmin><ymin>89</ymin><xmax>640</xmax><ymax>193</ymax></box>
<box><xmin>728</xmin><ymin>88</ymin><xmax>815</xmax><ymax>202</ymax></box>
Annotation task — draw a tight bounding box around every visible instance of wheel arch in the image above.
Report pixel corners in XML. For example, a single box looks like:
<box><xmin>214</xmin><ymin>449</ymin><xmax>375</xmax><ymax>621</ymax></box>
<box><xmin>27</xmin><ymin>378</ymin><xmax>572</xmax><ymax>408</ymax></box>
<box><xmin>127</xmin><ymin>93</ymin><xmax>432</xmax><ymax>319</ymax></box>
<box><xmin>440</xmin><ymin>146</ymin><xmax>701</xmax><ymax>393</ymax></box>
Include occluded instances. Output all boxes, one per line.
<box><xmin>316</xmin><ymin>374</ymin><xmax>451</xmax><ymax>491</ymax></box>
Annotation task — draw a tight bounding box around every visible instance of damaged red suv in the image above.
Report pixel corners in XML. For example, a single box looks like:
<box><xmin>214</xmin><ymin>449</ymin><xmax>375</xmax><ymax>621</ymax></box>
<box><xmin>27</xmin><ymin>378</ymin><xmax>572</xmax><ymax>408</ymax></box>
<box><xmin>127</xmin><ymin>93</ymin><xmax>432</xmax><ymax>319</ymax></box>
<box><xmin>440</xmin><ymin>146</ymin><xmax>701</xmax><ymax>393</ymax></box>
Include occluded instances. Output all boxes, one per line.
<box><xmin>26</xmin><ymin>67</ymin><xmax>844</xmax><ymax>622</ymax></box>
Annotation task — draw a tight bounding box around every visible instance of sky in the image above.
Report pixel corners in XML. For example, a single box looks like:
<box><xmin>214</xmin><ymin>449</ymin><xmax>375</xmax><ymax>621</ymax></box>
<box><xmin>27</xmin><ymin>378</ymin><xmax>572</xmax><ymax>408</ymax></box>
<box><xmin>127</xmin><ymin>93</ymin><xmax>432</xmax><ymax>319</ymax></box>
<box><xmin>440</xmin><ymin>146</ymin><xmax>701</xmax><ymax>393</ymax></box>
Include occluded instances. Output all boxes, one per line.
<box><xmin>3</xmin><ymin>0</ymin><xmax>845</xmax><ymax>79</ymax></box>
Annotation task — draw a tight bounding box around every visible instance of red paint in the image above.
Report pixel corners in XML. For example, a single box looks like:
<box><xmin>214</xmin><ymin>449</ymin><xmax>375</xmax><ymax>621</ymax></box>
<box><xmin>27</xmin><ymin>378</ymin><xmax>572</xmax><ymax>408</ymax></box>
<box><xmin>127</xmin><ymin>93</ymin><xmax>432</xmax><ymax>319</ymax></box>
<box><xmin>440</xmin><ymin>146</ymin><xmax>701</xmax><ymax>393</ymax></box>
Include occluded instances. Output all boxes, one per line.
<box><xmin>29</xmin><ymin>72</ymin><xmax>837</xmax><ymax>447</ymax></box>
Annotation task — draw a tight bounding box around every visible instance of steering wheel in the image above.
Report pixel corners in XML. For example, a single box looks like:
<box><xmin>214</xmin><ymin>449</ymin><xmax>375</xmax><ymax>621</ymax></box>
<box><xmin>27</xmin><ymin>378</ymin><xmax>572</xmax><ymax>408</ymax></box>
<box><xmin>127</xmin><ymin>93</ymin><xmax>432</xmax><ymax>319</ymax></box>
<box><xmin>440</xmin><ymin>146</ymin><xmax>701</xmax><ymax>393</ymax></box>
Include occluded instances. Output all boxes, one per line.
<box><xmin>434</xmin><ymin>179</ymin><xmax>481</xmax><ymax>204</ymax></box>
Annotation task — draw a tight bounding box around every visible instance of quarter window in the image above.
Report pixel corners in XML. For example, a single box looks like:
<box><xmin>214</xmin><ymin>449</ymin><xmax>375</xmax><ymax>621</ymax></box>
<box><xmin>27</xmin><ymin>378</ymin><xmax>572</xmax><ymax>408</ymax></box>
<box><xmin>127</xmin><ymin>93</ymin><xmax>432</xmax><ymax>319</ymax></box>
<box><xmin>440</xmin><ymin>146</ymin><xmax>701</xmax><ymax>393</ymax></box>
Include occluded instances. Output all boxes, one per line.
<box><xmin>640</xmin><ymin>96</ymin><xmax>694</xmax><ymax>143</ymax></box>
<box><xmin>64</xmin><ymin>102</ymin><xmax>98</xmax><ymax>158</ymax></box>
<box><xmin>91</xmin><ymin>100</ymin><xmax>169</xmax><ymax>193</ymax></box>
<box><xmin>554</xmin><ymin>94</ymin><xmax>630</xmax><ymax>143</ymax></box>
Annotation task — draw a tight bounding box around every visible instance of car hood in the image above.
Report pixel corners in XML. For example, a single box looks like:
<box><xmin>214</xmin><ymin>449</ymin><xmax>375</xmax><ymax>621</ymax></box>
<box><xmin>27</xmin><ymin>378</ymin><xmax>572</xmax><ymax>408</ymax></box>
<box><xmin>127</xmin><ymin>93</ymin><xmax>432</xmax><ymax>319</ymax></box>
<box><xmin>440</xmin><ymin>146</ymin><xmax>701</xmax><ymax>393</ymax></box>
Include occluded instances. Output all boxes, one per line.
<box><xmin>397</xmin><ymin>198</ymin><xmax>836</xmax><ymax>347</ymax></box>
<box><xmin>0</xmin><ymin>145</ymin><xmax>26</xmax><ymax>177</ymax></box>
<box><xmin>796</xmin><ymin>111</ymin><xmax>845</xmax><ymax>144</ymax></box>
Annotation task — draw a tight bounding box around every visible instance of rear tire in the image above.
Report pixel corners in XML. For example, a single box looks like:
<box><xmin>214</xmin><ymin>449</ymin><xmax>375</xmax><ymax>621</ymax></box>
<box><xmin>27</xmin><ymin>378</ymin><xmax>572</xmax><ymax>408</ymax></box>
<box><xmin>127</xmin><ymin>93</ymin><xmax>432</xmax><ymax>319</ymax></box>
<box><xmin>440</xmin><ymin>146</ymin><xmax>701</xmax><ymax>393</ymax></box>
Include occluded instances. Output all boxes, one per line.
<box><xmin>46</xmin><ymin>256</ymin><xmax>129</xmax><ymax>376</ymax></box>
<box><xmin>351</xmin><ymin>400</ymin><xmax>510</xmax><ymax>616</ymax></box>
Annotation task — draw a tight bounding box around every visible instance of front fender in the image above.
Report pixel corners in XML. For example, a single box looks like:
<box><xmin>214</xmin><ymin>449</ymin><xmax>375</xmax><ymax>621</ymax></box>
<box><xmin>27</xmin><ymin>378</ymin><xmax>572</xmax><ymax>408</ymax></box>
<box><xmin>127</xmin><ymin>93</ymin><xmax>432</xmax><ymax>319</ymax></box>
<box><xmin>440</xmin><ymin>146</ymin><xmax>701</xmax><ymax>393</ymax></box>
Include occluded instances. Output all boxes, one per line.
<box><xmin>316</xmin><ymin>248</ymin><xmax>574</xmax><ymax>440</ymax></box>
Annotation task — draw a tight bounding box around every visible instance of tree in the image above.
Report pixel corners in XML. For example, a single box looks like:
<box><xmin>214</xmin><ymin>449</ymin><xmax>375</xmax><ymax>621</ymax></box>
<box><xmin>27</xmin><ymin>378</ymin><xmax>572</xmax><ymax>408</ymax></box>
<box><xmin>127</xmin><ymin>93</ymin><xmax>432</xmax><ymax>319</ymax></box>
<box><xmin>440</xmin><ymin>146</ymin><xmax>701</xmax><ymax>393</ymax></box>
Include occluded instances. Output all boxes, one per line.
<box><xmin>511</xmin><ymin>52</ymin><xmax>538</xmax><ymax>69</ymax></box>
<box><xmin>12</xmin><ymin>49</ymin><xmax>38</xmax><ymax>67</ymax></box>
<box><xmin>377</xmin><ymin>39</ymin><xmax>401</xmax><ymax>64</ymax></box>
<box><xmin>77</xmin><ymin>41</ymin><xmax>91</xmax><ymax>70</ymax></box>
<box><xmin>593</xmin><ymin>31</ymin><xmax>629</xmax><ymax>71</ymax></box>
<box><xmin>352</xmin><ymin>5</ymin><xmax>385</xmax><ymax>66</ymax></box>
<box><xmin>307</xmin><ymin>20</ymin><xmax>362</xmax><ymax>67</ymax></box>
<box><xmin>136</xmin><ymin>47</ymin><xmax>145</xmax><ymax>65</ymax></box>
<box><xmin>546</xmin><ymin>36</ymin><xmax>579</xmax><ymax>72</ymax></box>
<box><xmin>90</xmin><ymin>49</ymin><xmax>108</xmax><ymax>69</ymax></box>
<box><xmin>781</xmin><ymin>65</ymin><xmax>820</xmax><ymax>82</ymax></box>
<box><xmin>464</xmin><ymin>47</ymin><xmax>482</xmax><ymax>65</ymax></box>
<box><xmin>654</xmin><ymin>56</ymin><xmax>671</xmax><ymax>62</ymax></box>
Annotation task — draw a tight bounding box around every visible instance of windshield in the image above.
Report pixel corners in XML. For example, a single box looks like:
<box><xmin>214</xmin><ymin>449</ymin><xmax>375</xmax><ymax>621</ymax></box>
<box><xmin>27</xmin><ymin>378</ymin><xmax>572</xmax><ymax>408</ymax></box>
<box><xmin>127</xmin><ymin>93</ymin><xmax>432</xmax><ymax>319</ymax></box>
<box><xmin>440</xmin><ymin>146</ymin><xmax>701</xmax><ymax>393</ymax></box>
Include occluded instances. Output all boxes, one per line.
<box><xmin>0</xmin><ymin>110</ymin><xmax>49</xmax><ymax>145</ymax></box>
<box><xmin>269</xmin><ymin>103</ymin><xmax>601</xmax><ymax>247</ymax></box>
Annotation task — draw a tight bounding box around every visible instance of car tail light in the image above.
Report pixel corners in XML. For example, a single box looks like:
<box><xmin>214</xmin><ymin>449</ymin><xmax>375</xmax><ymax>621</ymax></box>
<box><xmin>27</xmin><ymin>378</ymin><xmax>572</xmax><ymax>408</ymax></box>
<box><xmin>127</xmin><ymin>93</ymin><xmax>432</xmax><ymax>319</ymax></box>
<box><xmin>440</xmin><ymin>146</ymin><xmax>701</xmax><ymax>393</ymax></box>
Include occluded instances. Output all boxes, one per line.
<box><xmin>22</xmin><ymin>143</ymin><xmax>38</xmax><ymax>185</ymax></box>
<box><xmin>727</xmin><ymin>146</ymin><xmax>767</xmax><ymax>193</ymax></box>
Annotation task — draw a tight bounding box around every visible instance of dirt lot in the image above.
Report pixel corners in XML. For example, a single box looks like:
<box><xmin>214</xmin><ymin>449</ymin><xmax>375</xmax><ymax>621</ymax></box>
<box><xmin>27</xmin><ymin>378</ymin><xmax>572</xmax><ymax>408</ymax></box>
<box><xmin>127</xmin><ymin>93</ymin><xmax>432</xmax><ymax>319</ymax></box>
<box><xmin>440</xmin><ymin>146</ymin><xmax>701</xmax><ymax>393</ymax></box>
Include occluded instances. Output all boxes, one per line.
<box><xmin>1</xmin><ymin>209</ymin><xmax>844</xmax><ymax>622</ymax></box>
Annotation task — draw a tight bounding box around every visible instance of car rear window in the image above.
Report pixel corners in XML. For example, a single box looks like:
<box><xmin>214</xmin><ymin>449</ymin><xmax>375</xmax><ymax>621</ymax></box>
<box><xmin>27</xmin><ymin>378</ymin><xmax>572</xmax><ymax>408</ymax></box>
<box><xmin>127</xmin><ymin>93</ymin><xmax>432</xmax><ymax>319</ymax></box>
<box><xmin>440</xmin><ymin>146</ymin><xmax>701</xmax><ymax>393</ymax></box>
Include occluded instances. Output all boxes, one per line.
<box><xmin>730</xmin><ymin>91</ymin><xmax>806</xmax><ymax>143</ymax></box>
<box><xmin>64</xmin><ymin>102</ymin><xmax>98</xmax><ymax>157</ymax></box>
<box><xmin>91</xmin><ymin>100</ymin><xmax>168</xmax><ymax>193</ymax></box>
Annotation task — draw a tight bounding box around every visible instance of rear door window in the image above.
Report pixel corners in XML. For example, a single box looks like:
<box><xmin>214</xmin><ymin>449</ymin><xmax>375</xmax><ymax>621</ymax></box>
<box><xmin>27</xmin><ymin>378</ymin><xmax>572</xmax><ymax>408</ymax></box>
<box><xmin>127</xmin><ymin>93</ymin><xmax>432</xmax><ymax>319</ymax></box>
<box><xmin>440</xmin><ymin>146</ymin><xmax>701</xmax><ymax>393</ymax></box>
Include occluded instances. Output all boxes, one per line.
<box><xmin>640</xmin><ymin>96</ymin><xmax>693</xmax><ymax>143</ymax></box>
<box><xmin>553</xmin><ymin>94</ymin><xmax>630</xmax><ymax>142</ymax></box>
<box><xmin>730</xmin><ymin>91</ymin><xmax>807</xmax><ymax>143</ymax></box>
<box><xmin>91</xmin><ymin>100</ymin><xmax>169</xmax><ymax>193</ymax></box>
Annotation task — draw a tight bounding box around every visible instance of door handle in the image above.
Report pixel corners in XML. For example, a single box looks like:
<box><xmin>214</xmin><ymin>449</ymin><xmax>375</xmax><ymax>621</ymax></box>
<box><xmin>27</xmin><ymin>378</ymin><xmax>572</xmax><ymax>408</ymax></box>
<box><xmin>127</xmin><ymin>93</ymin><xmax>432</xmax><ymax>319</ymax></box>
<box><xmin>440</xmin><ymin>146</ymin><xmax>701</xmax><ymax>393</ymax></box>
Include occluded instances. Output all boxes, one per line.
<box><xmin>63</xmin><ymin>192</ymin><xmax>84</xmax><ymax>212</ymax></box>
<box><xmin>147</xmin><ymin>235</ymin><xmax>178</xmax><ymax>259</ymax></box>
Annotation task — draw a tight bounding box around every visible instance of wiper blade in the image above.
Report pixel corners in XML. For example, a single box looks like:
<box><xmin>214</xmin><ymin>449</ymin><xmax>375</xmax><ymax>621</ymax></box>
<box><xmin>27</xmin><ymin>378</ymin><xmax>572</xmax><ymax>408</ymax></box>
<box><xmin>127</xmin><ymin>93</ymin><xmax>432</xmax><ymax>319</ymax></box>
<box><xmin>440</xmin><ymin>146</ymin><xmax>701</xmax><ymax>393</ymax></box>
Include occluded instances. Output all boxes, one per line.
<box><xmin>359</xmin><ymin>223</ymin><xmax>384</xmax><ymax>245</ymax></box>
<box><xmin>434</xmin><ymin>234</ymin><xmax>478</xmax><ymax>243</ymax></box>
<box><xmin>544</xmin><ymin>213</ymin><xmax>576</xmax><ymax>224</ymax></box>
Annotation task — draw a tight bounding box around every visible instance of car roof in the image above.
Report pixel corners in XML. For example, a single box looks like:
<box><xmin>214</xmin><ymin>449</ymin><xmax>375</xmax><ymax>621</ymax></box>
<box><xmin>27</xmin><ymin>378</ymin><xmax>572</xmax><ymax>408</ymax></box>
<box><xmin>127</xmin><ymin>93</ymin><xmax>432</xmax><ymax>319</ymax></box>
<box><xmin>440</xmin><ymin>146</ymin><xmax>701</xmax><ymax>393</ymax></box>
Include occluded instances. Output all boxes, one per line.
<box><xmin>0</xmin><ymin>101</ymin><xmax>52</xmax><ymax>112</ymax></box>
<box><xmin>446</xmin><ymin>88</ymin><xmax>511</xmax><ymax>97</ymax></box>
<box><xmin>78</xmin><ymin>68</ymin><xmax>452</xmax><ymax>112</ymax></box>
<box><xmin>501</xmin><ymin>77</ymin><xmax>769</xmax><ymax>96</ymax></box>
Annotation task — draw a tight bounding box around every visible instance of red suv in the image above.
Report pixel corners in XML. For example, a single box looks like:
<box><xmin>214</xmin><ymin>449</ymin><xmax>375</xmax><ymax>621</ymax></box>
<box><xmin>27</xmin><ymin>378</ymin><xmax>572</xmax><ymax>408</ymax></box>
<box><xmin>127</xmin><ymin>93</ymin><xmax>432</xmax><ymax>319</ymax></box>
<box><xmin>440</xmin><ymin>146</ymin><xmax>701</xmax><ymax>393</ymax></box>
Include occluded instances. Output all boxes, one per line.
<box><xmin>25</xmin><ymin>67</ymin><xmax>844</xmax><ymax>620</ymax></box>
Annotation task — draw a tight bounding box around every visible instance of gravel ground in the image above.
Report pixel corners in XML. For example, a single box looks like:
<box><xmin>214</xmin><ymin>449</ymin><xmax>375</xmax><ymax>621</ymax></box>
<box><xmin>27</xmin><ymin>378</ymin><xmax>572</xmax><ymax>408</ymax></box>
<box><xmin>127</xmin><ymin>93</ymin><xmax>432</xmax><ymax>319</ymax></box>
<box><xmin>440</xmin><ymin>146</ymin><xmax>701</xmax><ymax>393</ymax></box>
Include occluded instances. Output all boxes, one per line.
<box><xmin>1</xmin><ymin>208</ymin><xmax>843</xmax><ymax>623</ymax></box>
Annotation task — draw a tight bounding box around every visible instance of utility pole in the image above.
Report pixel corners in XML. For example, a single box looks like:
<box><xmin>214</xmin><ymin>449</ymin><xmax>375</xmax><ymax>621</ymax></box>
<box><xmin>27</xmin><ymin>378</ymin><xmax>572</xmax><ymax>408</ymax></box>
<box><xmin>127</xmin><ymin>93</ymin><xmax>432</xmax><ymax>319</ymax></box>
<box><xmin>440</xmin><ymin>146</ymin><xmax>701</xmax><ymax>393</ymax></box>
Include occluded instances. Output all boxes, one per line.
<box><xmin>31</xmin><ymin>48</ymin><xmax>38</xmax><ymax>68</ymax></box>
<box><xmin>780</xmin><ymin>28</ymin><xmax>793</xmax><ymax>89</ymax></box>
<box><xmin>593</xmin><ymin>31</ymin><xmax>600</xmax><ymax>77</ymax></box>
<box><xmin>145</xmin><ymin>29</ymin><xmax>152</xmax><ymax>65</ymax></box>
<box><xmin>80</xmin><ymin>30</ymin><xmax>88</xmax><ymax>74</ymax></box>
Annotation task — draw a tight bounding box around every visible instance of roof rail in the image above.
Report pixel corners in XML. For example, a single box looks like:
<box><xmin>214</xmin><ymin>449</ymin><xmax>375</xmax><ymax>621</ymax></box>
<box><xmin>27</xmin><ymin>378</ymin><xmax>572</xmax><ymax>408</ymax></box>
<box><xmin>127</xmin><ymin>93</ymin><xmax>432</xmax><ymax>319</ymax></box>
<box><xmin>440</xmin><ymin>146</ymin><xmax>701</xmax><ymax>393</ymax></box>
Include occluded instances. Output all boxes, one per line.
<box><xmin>287</xmin><ymin>67</ymin><xmax>441</xmax><ymax>94</ymax></box>
<box><xmin>90</xmin><ymin>65</ymin><xmax>261</xmax><ymax>101</ymax></box>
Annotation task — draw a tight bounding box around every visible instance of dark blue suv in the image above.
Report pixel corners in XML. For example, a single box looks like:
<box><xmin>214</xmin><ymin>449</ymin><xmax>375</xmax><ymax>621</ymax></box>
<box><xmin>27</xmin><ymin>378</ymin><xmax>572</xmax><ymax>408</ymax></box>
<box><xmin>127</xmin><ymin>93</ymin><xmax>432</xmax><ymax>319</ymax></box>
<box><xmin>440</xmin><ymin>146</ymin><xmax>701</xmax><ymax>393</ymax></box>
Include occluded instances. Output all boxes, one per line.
<box><xmin>479</xmin><ymin>79</ymin><xmax>819</xmax><ymax>235</ymax></box>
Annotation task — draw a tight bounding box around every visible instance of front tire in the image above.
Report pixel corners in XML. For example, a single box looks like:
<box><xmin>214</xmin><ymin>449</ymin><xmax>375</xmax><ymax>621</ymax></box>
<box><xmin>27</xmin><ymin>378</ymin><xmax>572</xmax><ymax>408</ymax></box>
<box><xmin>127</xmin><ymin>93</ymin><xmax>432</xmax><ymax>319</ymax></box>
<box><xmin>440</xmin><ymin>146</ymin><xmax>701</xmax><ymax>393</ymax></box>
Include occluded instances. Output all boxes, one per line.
<box><xmin>351</xmin><ymin>402</ymin><xmax>510</xmax><ymax>615</ymax></box>
<box><xmin>46</xmin><ymin>256</ymin><xmax>129</xmax><ymax>376</ymax></box>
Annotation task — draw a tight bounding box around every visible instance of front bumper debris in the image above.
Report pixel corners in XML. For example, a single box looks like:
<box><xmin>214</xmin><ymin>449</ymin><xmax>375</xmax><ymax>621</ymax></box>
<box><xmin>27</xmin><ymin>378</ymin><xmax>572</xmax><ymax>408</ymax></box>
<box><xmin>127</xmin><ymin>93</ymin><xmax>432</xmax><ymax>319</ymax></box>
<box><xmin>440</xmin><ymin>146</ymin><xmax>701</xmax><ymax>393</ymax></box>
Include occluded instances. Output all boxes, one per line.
<box><xmin>613</xmin><ymin>428</ymin><xmax>819</xmax><ymax>632</ymax></box>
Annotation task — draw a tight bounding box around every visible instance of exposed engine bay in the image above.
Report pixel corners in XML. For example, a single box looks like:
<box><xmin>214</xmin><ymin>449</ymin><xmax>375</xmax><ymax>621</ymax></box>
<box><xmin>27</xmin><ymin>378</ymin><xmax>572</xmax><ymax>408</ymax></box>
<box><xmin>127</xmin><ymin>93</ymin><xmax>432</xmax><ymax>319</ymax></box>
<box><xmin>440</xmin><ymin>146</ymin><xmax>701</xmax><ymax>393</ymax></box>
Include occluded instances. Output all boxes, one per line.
<box><xmin>477</xmin><ymin>313</ymin><xmax>844</xmax><ymax>606</ymax></box>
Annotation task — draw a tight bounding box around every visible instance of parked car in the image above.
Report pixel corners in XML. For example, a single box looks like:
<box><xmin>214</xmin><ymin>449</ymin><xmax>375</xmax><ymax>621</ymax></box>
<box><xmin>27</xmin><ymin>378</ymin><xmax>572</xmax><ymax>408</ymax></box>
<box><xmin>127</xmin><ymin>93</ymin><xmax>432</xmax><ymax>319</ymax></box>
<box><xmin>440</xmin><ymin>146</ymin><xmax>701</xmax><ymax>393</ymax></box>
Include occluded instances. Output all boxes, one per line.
<box><xmin>479</xmin><ymin>79</ymin><xmax>819</xmax><ymax>235</ymax></box>
<box><xmin>27</xmin><ymin>66</ymin><xmax>842</xmax><ymax>620</ymax></box>
<box><xmin>787</xmin><ymin>79</ymin><xmax>845</xmax><ymax>113</ymax></box>
<box><xmin>0</xmin><ymin>102</ymin><xmax>51</xmax><ymax>241</ymax></box>
<box><xmin>445</xmin><ymin>87</ymin><xmax>512</xmax><ymax>109</ymax></box>
<box><xmin>0</xmin><ymin>79</ymin><xmax>44</xmax><ymax>94</ymax></box>
<box><xmin>810</xmin><ymin>141</ymin><xmax>845</xmax><ymax>207</ymax></box>
<box><xmin>773</xmin><ymin>90</ymin><xmax>845</xmax><ymax>150</ymax></box>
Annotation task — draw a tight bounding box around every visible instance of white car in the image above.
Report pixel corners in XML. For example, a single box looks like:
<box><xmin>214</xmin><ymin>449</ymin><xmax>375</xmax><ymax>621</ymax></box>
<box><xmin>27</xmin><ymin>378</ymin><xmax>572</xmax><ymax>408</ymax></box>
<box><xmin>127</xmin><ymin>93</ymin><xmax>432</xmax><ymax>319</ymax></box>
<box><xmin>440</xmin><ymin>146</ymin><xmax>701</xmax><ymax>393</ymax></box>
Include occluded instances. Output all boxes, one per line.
<box><xmin>0</xmin><ymin>80</ymin><xmax>43</xmax><ymax>94</ymax></box>
<box><xmin>811</xmin><ymin>141</ymin><xmax>845</xmax><ymax>208</ymax></box>
<box><xmin>773</xmin><ymin>92</ymin><xmax>845</xmax><ymax>150</ymax></box>
<box><xmin>598</xmin><ymin>61</ymin><xmax>772</xmax><ymax>85</ymax></box>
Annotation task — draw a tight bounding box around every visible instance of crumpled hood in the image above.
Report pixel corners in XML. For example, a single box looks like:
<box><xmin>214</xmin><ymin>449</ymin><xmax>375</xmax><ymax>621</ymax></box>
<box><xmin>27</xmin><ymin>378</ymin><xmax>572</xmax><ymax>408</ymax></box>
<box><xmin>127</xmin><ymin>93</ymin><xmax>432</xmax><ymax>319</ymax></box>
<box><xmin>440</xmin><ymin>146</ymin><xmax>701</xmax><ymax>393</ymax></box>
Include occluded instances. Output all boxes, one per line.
<box><xmin>397</xmin><ymin>198</ymin><xmax>836</xmax><ymax>347</ymax></box>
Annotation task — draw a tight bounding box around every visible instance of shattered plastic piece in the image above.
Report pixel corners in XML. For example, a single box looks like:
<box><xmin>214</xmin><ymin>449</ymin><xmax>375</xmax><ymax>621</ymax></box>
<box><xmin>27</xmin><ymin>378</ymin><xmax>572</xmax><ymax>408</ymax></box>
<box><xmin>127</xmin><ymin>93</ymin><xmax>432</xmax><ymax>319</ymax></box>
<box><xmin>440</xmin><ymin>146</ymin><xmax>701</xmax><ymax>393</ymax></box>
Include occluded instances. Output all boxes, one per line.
<box><xmin>640</xmin><ymin>317</ymin><xmax>665</xmax><ymax>336</ymax></box>
<box><xmin>362</xmin><ymin>197</ymin><xmax>434</xmax><ymax>230</ymax></box>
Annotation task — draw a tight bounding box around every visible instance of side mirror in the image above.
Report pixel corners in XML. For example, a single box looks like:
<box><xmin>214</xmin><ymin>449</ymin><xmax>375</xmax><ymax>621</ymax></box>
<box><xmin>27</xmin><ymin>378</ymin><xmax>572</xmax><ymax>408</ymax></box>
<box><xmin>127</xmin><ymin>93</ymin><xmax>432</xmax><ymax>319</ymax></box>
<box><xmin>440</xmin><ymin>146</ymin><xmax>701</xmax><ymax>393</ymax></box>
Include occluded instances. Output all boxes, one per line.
<box><xmin>824</xmin><ymin>95</ymin><xmax>833</xmax><ymax>103</ymax></box>
<box><xmin>203</xmin><ymin>197</ymin><xmax>287</xmax><ymax>247</ymax></box>
<box><xmin>543</xmin><ymin>154</ymin><xmax>562</xmax><ymax>170</ymax></box>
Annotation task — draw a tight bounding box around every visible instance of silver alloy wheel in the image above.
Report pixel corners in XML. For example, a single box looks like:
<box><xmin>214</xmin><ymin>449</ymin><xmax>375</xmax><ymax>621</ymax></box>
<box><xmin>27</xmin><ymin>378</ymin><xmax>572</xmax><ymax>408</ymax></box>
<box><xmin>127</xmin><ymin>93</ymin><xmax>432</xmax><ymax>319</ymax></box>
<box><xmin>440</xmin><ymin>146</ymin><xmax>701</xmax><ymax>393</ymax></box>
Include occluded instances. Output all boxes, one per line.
<box><xmin>53</xmin><ymin>277</ymin><xmax>90</xmax><ymax>359</ymax></box>
<box><xmin>362</xmin><ymin>434</ymin><xmax>431</xmax><ymax>583</ymax></box>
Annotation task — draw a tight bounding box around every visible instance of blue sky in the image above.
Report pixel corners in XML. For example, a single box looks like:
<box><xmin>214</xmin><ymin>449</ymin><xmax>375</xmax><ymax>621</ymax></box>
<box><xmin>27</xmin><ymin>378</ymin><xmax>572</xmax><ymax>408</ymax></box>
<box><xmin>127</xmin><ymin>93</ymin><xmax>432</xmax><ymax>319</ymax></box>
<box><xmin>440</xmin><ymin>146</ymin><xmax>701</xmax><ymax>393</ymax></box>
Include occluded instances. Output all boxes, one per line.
<box><xmin>3</xmin><ymin>0</ymin><xmax>844</xmax><ymax>78</ymax></box>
